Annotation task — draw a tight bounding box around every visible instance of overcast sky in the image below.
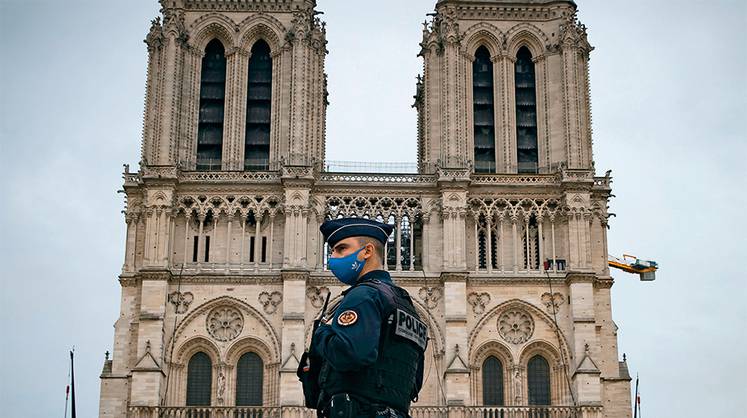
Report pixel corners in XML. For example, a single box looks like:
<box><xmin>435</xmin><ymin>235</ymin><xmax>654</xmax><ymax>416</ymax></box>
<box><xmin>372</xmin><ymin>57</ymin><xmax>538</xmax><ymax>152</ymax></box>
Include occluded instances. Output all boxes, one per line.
<box><xmin>1</xmin><ymin>1</ymin><xmax>745</xmax><ymax>417</ymax></box>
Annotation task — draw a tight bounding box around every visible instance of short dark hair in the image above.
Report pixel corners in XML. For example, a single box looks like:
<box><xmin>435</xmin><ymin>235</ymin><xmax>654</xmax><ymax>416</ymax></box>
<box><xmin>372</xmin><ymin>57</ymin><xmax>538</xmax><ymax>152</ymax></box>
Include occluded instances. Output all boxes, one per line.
<box><xmin>356</xmin><ymin>236</ymin><xmax>385</xmax><ymax>261</ymax></box>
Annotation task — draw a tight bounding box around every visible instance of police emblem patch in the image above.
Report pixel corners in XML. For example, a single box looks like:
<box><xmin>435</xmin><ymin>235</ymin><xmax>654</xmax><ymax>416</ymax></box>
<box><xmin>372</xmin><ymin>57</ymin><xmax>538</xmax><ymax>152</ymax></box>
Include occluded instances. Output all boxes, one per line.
<box><xmin>337</xmin><ymin>310</ymin><xmax>358</xmax><ymax>326</ymax></box>
<box><xmin>394</xmin><ymin>309</ymin><xmax>428</xmax><ymax>350</ymax></box>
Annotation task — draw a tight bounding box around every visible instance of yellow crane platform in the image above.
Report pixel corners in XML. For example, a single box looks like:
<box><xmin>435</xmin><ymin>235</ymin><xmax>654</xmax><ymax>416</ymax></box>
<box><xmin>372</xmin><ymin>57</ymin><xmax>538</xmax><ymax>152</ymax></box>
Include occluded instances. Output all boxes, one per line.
<box><xmin>608</xmin><ymin>254</ymin><xmax>658</xmax><ymax>281</ymax></box>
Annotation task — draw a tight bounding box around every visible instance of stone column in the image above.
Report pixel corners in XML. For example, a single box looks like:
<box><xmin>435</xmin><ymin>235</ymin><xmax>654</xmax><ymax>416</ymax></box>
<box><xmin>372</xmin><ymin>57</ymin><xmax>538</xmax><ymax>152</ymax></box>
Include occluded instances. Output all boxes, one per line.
<box><xmin>559</xmin><ymin>15</ymin><xmax>593</xmax><ymax>170</ymax></box>
<box><xmin>281</xmin><ymin>170</ymin><xmax>313</xmax><ymax>268</ymax></box>
<box><xmin>279</xmin><ymin>270</ymin><xmax>308</xmax><ymax>406</ymax></box>
<box><xmin>566</xmin><ymin>273</ymin><xmax>601</xmax><ymax>406</ymax></box>
<box><xmin>442</xmin><ymin>272</ymin><xmax>470</xmax><ymax>406</ymax></box>
<box><xmin>154</xmin><ymin>14</ymin><xmax>187</xmax><ymax>166</ymax></box>
<box><xmin>123</xmin><ymin>214</ymin><xmax>137</xmax><ymax>272</ymax></box>
<box><xmin>129</xmin><ymin>271</ymin><xmax>170</xmax><ymax>407</ymax></box>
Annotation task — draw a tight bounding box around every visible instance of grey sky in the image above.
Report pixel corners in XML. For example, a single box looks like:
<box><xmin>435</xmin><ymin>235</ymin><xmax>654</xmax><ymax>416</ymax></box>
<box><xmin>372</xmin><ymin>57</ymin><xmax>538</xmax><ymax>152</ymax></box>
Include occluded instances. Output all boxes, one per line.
<box><xmin>1</xmin><ymin>1</ymin><xmax>745</xmax><ymax>417</ymax></box>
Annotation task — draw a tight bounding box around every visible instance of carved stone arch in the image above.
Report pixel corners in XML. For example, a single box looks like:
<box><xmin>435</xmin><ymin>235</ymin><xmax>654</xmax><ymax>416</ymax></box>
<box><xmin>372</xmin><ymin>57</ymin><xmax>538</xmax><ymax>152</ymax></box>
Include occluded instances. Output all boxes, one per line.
<box><xmin>471</xmin><ymin>340</ymin><xmax>515</xmax><ymax>369</ymax></box>
<box><xmin>515</xmin><ymin>198</ymin><xmax>541</xmax><ymax>219</ymax></box>
<box><xmin>225</xmin><ymin>336</ymin><xmax>275</xmax><ymax>366</ymax></box>
<box><xmin>238</xmin><ymin>15</ymin><xmax>285</xmax><ymax>55</ymax></box>
<box><xmin>471</xmin><ymin>339</ymin><xmax>513</xmax><ymax>407</ymax></box>
<box><xmin>492</xmin><ymin>198</ymin><xmax>512</xmax><ymax>219</ymax></box>
<box><xmin>463</xmin><ymin>23</ymin><xmax>503</xmax><ymax>59</ymax></box>
<box><xmin>411</xmin><ymin>297</ymin><xmax>445</xmax><ymax>354</ymax></box>
<box><xmin>190</xmin><ymin>15</ymin><xmax>237</xmax><ymax>53</ymax></box>
<box><xmin>468</xmin><ymin>299</ymin><xmax>571</xmax><ymax>360</ymax></box>
<box><xmin>150</xmin><ymin>191</ymin><xmax>169</xmax><ymax>206</ymax></box>
<box><xmin>174</xmin><ymin>335</ymin><xmax>222</xmax><ymax>366</ymax></box>
<box><xmin>518</xmin><ymin>339</ymin><xmax>561</xmax><ymax>366</ymax></box>
<box><xmin>505</xmin><ymin>23</ymin><xmax>550</xmax><ymax>57</ymax></box>
<box><xmin>538</xmin><ymin>198</ymin><xmax>561</xmax><ymax>219</ymax></box>
<box><xmin>172</xmin><ymin>296</ymin><xmax>281</xmax><ymax>364</ymax></box>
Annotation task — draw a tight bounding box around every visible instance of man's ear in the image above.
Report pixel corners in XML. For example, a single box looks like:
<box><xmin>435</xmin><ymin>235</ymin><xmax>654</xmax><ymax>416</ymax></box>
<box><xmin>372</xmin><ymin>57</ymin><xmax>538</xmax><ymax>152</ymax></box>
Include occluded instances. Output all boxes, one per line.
<box><xmin>362</xmin><ymin>242</ymin><xmax>375</xmax><ymax>260</ymax></box>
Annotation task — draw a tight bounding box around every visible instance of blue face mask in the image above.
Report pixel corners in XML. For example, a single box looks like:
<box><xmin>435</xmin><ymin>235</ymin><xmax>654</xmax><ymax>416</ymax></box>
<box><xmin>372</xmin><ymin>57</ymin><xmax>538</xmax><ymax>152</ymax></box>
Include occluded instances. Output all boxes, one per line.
<box><xmin>328</xmin><ymin>246</ymin><xmax>367</xmax><ymax>286</ymax></box>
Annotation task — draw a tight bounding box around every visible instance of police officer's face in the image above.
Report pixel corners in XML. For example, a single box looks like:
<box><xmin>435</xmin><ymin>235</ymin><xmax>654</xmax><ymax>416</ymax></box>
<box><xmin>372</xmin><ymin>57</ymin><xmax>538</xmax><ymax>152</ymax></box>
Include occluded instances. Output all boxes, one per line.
<box><xmin>330</xmin><ymin>237</ymin><xmax>373</xmax><ymax>260</ymax></box>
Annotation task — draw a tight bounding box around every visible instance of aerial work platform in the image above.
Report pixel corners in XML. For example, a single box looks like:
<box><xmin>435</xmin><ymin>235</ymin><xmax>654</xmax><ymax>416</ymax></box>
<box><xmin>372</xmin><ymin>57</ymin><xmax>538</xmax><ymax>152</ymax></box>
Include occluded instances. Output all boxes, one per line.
<box><xmin>608</xmin><ymin>254</ymin><xmax>658</xmax><ymax>281</ymax></box>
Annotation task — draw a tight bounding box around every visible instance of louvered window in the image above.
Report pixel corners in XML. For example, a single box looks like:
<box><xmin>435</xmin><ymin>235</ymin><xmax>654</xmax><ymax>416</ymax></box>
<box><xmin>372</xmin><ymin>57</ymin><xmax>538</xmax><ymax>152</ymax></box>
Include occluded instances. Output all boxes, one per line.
<box><xmin>186</xmin><ymin>352</ymin><xmax>212</xmax><ymax>406</ymax></box>
<box><xmin>473</xmin><ymin>46</ymin><xmax>496</xmax><ymax>173</ymax></box>
<box><xmin>527</xmin><ymin>355</ymin><xmax>551</xmax><ymax>405</ymax></box>
<box><xmin>515</xmin><ymin>47</ymin><xmax>538</xmax><ymax>174</ymax></box>
<box><xmin>245</xmin><ymin>40</ymin><xmax>272</xmax><ymax>171</ymax></box>
<box><xmin>196</xmin><ymin>40</ymin><xmax>227</xmax><ymax>171</ymax></box>
<box><xmin>236</xmin><ymin>352</ymin><xmax>263</xmax><ymax>406</ymax></box>
<box><xmin>482</xmin><ymin>356</ymin><xmax>504</xmax><ymax>405</ymax></box>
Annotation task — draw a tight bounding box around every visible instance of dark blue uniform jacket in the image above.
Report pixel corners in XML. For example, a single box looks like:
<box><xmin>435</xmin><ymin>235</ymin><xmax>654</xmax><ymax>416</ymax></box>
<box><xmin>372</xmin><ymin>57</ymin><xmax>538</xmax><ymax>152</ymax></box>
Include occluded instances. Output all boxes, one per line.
<box><xmin>312</xmin><ymin>270</ymin><xmax>425</xmax><ymax>391</ymax></box>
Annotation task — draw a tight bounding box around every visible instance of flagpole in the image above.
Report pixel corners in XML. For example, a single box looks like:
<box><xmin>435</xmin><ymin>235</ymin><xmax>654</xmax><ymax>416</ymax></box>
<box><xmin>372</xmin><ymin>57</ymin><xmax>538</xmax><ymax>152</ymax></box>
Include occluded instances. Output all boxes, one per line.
<box><xmin>63</xmin><ymin>378</ymin><xmax>69</xmax><ymax>418</ymax></box>
<box><xmin>633</xmin><ymin>374</ymin><xmax>639</xmax><ymax>418</ymax></box>
<box><xmin>70</xmin><ymin>350</ymin><xmax>77</xmax><ymax>418</ymax></box>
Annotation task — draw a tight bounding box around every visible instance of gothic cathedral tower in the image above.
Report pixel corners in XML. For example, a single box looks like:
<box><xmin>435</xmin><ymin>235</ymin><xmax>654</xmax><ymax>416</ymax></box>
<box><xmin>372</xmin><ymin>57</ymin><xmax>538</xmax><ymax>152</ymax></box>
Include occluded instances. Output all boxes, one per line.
<box><xmin>100</xmin><ymin>1</ymin><xmax>632</xmax><ymax>417</ymax></box>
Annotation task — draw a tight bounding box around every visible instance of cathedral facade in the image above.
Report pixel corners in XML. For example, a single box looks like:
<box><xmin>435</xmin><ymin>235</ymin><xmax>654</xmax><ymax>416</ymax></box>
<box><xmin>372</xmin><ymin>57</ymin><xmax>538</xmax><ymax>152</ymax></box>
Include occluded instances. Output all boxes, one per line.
<box><xmin>99</xmin><ymin>1</ymin><xmax>632</xmax><ymax>417</ymax></box>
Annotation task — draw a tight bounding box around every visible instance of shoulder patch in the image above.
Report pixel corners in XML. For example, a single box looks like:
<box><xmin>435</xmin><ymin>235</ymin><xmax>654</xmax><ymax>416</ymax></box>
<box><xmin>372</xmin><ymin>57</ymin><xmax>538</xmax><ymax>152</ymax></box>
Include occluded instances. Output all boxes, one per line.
<box><xmin>337</xmin><ymin>310</ymin><xmax>358</xmax><ymax>326</ymax></box>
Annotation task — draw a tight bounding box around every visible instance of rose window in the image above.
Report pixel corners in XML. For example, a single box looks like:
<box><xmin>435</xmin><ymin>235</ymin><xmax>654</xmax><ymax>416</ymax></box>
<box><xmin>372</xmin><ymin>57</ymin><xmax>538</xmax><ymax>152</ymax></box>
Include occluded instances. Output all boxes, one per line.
<box><xmin>497</xmin><ymin>310</ymin><xmax>534</xmax><ymax>344</ymax></box>
<box><xmin>206</xmin><ymin>306</ymin><xmax>244</xmax><ymax>342</ymax></box>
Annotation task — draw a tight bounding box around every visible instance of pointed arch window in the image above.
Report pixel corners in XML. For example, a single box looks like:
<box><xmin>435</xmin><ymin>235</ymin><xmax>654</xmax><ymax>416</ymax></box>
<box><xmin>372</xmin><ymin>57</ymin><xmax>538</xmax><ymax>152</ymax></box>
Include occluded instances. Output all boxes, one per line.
<box><xmin>527</xmin><ymin>355</ymin><xmax>551</xmax><ymax>405</ymax></box>
<box><xmin>515</xmin><ymin>46</ymin><xmax>538</xmax><ymax>174</ymax></box>
<box><xmin>473</xmin><ymin>46</ymin><xmax>496</xmax><ymax>173</ymax></box>
<box><xmin>236</xmin><ymin>352</ymin><xmax>264</xmax><ymax>406</ymax></box>
<box><xmin>186</xmin><ymin>352</ymin><xmax>212</xmax><ymax>406</ymax></box>
<box><xmin>245</xmin><ymin>40</ymin><xmax>272</xmax><ymax>171</ymax></box>
<box><xmin>482</xmin><ymin>356</ymin><xmax>504</xmax><ymax>405</ymax></box>
<box><xmin>196</xmin><ymin>39</ymin><xmax>227</xmax><ymax>171</ymax></box>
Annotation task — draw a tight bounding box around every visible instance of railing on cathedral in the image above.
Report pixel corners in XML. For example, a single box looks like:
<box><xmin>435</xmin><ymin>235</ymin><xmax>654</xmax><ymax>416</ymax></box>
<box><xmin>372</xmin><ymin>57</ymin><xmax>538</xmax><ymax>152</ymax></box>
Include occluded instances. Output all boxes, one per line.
<box><xmin>323</xmin><ymin>160</ymin><xmax>418</xmax><ymax>174</ymax></box>
<box><xmin>128</xmin><ymin>406</ymin><xmax>599</xmax><ymax>418</ymax></box>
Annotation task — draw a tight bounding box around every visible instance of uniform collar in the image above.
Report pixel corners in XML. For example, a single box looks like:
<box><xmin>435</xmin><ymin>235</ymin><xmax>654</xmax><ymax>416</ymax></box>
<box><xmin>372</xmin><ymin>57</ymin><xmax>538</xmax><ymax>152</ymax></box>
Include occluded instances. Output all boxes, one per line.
<box><xmin>340</xmin><ymin>270</ymin><xmax>392</xmax><ymax>296</ymax></box>
<box><xmin>356</xmin><ymin>269</ymin><xmax>392</xmax><ymax>284</ymax></box>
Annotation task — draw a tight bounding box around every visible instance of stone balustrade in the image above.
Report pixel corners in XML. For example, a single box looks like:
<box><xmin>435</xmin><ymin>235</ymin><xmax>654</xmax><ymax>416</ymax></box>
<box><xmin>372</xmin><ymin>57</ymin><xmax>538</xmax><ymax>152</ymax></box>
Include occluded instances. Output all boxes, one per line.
<box><xmin>127</xmin><ymin>406</ymin><xmax>602</xmax><ymax>418</ymax></box>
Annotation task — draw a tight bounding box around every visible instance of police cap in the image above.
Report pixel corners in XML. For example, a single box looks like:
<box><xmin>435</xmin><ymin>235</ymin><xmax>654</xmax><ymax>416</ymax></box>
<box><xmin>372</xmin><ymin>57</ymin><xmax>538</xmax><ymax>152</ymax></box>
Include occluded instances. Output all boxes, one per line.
<box><xmin>320</xmin><ymin>217</ymin><xmax>394</xmax><ymax>248</ymax></box>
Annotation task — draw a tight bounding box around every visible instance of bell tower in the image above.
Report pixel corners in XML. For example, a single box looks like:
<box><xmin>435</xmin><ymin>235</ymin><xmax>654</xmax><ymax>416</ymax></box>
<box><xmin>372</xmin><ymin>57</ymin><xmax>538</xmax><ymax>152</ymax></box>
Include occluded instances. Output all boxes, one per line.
<box><xmin>415</xmin><ymin>0</ymin><xmax>593</xmax><ymax>174</ymax></box>
<box><xmin>141</xmin><ymin>0</ymin><xmax>327</xmax><ymax>171</ymax></box>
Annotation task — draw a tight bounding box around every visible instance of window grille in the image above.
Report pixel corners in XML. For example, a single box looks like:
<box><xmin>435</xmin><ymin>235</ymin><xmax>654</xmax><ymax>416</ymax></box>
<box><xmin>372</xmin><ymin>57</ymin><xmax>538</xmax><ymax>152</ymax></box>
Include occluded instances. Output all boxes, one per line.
<box><xmin>482</xmin><ymin>356</ymin><xmax>504</xmax><ymax>405</ymax></box>
<box><xmin>477</xmin><ymin>215</ymin><xmax>500</xmax><ymax>270</ymax></box>
<box><xmin>473</xmin><ymin>47</ymin><xmax>496</xmax><ymax>173</ymax></box>
<box><xmin>527</xmin><ymin>355</ymin><xmax>551</xmax><ymax>405</ymax></box>
<box><xmin>522</xmin><ymin>216</ymin><xmax>540</xmax><ymax>270</ymax></box>
<box><xmin>196</xmin><ymin>39</ymin><xmax>227</xmax><ymax>171</ymax></box>
<box><xmin>236</xmin><ymin>352</ymin><xmax>263</xmax><ymax>406</ymax></box>
<box><xmin>514</xmin><ymin>47</ymin><xmax>538</xmax><ymax>173</ymax></box>
<box><xmin>245</xmin><ymin>40</ymin><xmax>272</xmax><ymax>171</ymax></box>
<box><xmin>192</xmin><ymin>236</ymin><xmax>199</xmax><ymax>263</ymax></box>
<box><xmin>186</xmin><ymin>352</ymin><xmax>212</xmax><ymax>406</ymax></box>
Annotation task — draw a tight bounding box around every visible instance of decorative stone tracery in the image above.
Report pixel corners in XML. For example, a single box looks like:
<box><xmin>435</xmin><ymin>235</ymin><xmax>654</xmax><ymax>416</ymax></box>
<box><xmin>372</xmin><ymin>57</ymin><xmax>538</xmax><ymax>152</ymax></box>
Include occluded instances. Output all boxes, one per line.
<box><xmin>467</xmin><ymin>292</ymin><xmax>491</xmax><ymax>314</ymax></box>
<box><xmin>498</xmin><ymin>310</ymin><xmax>534</xmax><ymax>344</ymax></box>
<box><xmin>206</xmin><ymin>306</ymin><xmax>244</xmax><ymax>342</ymax></box>
<box><xmin>418</xmin><ymin>286</ymin><xmax>442</xmax><ymax>309</ymax></box>
<box><xmin>258</xmin><ymin>291</ymin><xmax>283</xmax><ymax>314</ymax></box>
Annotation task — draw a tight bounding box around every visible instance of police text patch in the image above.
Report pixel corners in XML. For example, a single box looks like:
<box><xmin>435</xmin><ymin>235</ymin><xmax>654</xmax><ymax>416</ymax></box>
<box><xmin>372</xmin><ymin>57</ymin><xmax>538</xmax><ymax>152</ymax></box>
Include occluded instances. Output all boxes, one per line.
<box><xmin>394</xmin><ymin>309</ymin><xmax>428</xmax><ymax>350</ymax></box>
<box><xmin>337</xmin><ymin>310</ymin><xmax>358</xmax><ymax>326</ymax></box>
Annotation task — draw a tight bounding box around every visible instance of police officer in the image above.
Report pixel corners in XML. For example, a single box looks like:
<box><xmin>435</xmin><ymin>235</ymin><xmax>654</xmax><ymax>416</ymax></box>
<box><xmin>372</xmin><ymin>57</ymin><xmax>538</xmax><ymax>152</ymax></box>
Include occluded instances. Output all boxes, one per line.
<box><xmin>311</xmin><ymin>218</ymin><xmax>427</xmax><ymax>418</ymax></box>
